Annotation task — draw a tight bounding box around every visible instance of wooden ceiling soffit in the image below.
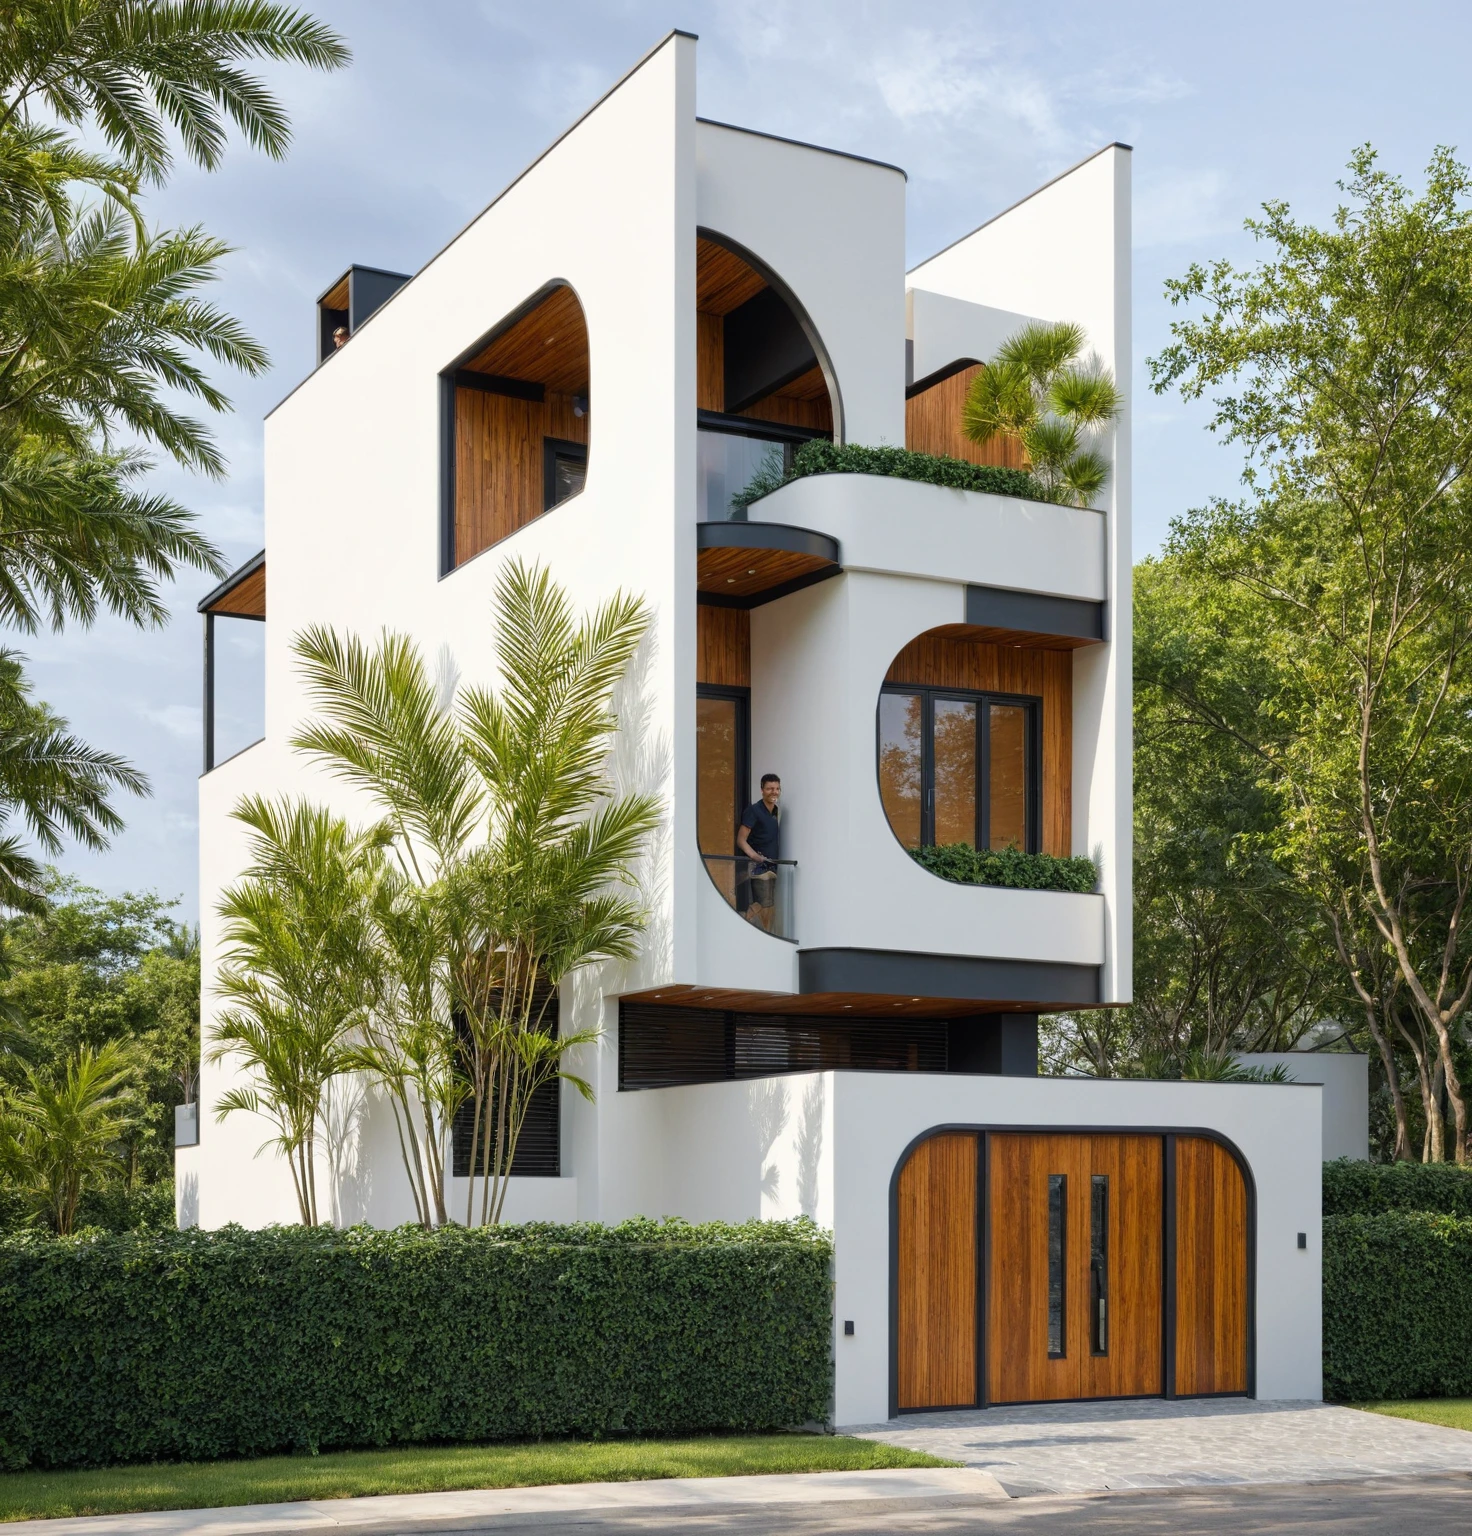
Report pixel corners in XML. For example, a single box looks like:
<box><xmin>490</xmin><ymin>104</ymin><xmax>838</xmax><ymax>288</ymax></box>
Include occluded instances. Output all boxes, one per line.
<box><xmin>697</xmin><ymin>237</ymin><xmax>768</xmax><ymax>315</ymax></box>
<box><xmin>460</xmin><ymin>285</ymin><xmax>589</xmax><ymax>395</ymax></box>
<box><xmin>621</xmin><ymin>984</ymin><xmax>1043</xmax><ymax>1021</ymax></box>
<box><xmin>199</xmin><ymin>551</ymin><xmax>265</xmax><ymax>619</ymax></box>
<box><xmin>697</xmin><ymin>521</ymin><xmax>841</xmax><ymax>607</ymax></box>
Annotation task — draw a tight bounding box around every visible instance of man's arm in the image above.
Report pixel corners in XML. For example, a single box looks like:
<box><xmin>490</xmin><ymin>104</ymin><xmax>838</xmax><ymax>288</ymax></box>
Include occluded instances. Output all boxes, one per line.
<box><xmin>736</xmin><ymin>822</ymin><xmax>758</xmax><ymax>860</ymax></box>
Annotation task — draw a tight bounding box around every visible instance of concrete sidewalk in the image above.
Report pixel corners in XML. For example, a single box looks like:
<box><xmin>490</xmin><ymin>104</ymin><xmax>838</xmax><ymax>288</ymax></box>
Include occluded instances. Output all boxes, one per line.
<box><xmin>0</xmin><ymin>1467</ymin><xmax>1008</xmax><ymax>1536</ymax></box>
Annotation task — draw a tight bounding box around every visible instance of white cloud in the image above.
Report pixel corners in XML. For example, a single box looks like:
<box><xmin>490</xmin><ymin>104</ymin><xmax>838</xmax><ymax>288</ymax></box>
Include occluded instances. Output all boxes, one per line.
<box><xmin>143</xmin><ymin>704</ymin><xmax>202</xmax><ymax>741</ymax></box>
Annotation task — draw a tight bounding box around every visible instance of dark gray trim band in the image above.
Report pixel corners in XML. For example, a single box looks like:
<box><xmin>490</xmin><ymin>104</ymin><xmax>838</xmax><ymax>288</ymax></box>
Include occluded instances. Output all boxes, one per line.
<box><xmin>198</xmin><ymin>549</ymin><xmax>264</xmax><ymax>615</ymax></box>
<box><xmin>697</xmin><ymin>520</ymin><xmax>839</xmax><ymax>565</ymax></box>
<box><xmin>965</xmin><ymin>584</ymin><xmax>1104</xmax><ymax>642</ymax></box>
<box><xmin>798</xmin><ymin>948</ymin><xmax>1101</xmax><ymax>1008</ymax></box>
<box><xmin>906</xmin><ymin>357</ymin><xmax>983</xmax><ymax>399</ymax></box>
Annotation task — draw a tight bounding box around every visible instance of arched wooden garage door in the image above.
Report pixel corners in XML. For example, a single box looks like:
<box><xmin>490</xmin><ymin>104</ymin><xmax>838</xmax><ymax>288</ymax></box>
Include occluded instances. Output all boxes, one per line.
<box><xmin>893</xmin><ymin>1129</ymin><xmax>1251</xmax><ymax>1411</ymax></box>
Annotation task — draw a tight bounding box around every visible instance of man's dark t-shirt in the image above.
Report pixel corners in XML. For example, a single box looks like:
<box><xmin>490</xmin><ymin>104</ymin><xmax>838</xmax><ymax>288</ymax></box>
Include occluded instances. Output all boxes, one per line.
<box><xmin>740</xmin><ymin>800</ymin><xmax>780</xmax><ymax>861</ymax></box>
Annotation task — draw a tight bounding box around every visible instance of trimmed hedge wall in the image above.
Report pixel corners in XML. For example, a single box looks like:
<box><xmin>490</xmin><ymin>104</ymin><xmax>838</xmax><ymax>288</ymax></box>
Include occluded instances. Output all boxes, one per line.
<box><xmin>908</xmin><ymin>842</ymin><xmax>1099</xmax><ymax>894</ymax></box>
<box><xmin>0</xmin><ymin>1218</ymin><xmax>832</xmax><ymax>1472</ymax></box>
<box><xmin>1323</xmin><ymin>1211</ymin><xmax>1472</xmax><ymax>1401</ymax></box>
<box><xmin>734</xmin><ymin>440</ymin><xmax>1047</xmax><ymax>510</ymax></box>
<box><xmin>1323</xmin><ymin>1158</ymin><xmax>1472</xmax><ymax>1218</ymax></box>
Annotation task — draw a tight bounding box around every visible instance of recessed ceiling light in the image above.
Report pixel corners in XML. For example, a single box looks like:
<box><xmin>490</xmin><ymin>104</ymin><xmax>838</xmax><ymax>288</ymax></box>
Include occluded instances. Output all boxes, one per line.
<box><xmin>747</xmin><ymin>568</ymin><xmax>756</xmax><ymax>575</ymax></box>
<box><xmin>727</xmin><ymin>577</ymin><xmax>736</xmax><ymax>583</ymax></box>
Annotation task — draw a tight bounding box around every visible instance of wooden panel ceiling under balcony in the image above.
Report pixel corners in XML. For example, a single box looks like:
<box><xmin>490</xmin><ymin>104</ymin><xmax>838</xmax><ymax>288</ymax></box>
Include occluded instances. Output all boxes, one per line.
<box><xmin>461</xmin><ymin>285</ymin><xmax>589</xmax><ymax>392</ymax></box>
<box><xmin>622</xmin><ymin>983</ymin><xmax>1038</xmax><ymax>1020</ymax></box>
<box><xmin>927</xmin><ymin>621</ymin><xmax>1097</xmax><ymax>652</ymax></box>
<box><xmin>698</xmin><ymin>545</ymin><xmax>837</xmax><ymax>602</ymax></box>
<box><xmin>201</xmin><ymin>557</ymin><xmax>265</xmax><ymax>619</ymax></box>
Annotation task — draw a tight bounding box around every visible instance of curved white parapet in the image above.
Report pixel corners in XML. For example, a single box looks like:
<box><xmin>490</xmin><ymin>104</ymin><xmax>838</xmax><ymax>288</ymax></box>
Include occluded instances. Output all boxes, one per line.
<box><xmin>746</xmin><ymin>473</ymin><xmax>1106</xmax><ymax>601</ymax></box>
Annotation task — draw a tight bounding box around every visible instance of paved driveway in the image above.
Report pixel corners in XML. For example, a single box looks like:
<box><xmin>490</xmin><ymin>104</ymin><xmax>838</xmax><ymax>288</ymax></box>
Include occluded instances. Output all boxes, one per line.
<box><xmin>850</xmin><ymin>1397</ymin><xmax>1472</xmax><ymax>1495</ymax></box>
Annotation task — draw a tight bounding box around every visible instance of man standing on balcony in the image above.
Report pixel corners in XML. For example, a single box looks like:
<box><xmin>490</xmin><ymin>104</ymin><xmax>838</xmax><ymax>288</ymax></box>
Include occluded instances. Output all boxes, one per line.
<box><xmin>737</xmin><ymin>774</ymin><xmax>782</xmax><ymax>932</ymax></box>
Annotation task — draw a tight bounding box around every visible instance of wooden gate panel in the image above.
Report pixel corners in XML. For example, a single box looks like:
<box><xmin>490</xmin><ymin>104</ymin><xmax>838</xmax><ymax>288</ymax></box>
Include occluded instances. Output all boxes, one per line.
<box><xmin>1174</xmin><ymin>1136</ymin><xmax>1249</xmax><ymax>1395</ymax></box>
<box><xmin>897</xmin><ymin>1133</ymin><xmax>978</xmax><ymax>1409</ymax></box>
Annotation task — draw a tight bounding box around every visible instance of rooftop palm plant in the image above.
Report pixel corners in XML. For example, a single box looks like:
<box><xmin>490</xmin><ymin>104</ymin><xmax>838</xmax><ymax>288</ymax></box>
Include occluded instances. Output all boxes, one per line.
<box><xmin>292</xmin><ymin>560</ymin><xmax>661</xmax><ymax>1226</ymax></box>
<box><xmin>962</xmin><ymin>320</ymin><xmax>1121</xmax><ymax>508</ymax></box>
<box><xmin>0</xmin><ymin>1038</ymin><xmax>136</xmax><ymax>1233</ymax></box>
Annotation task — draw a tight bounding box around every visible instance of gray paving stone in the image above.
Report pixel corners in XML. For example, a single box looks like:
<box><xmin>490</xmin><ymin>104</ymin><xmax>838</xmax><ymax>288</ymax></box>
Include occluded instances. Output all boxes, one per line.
<box><xmin>847</xmin><ymin>1397</ymin><xmax>1472</xmax><ymax>1493</ymax></box>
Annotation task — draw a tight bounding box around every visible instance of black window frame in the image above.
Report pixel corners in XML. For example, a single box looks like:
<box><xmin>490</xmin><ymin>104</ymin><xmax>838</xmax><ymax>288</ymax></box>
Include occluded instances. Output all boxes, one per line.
<box><xmin>543</xmin><ymin>436</ymin><xmax>589</xmax><ymax>512</ymax></box>
<box><xmin>877</xmin><ymin>683</ymin><xmax>1042</xmax><ymax>854</ymax></box>
<box><xmin>696</xmin><ymin>682</ymin><xmax>750</xmax><ymax>856</ymax></box>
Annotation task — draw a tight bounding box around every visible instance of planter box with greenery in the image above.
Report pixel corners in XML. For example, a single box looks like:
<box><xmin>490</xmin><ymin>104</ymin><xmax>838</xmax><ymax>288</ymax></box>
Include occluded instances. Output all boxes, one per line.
<box><xmin>0</xmin><ymin>1217</ymin><xmax>833</xmax><ymax>1473</ymax></box>
<box><xmin>734</xmin><ymin>441</ymin><xmax>1051</xmax><ymax>513</ymax></box>
<box><xmin>907</xmin><ymin>843</ymin><xmax>1099</xmax><ymax>895</ymax></box>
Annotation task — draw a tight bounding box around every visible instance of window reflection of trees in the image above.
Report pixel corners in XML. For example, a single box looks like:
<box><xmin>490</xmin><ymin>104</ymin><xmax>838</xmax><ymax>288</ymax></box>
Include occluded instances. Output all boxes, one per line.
<box><xmin>878</xmin><ymin>691</ymin><xmax>923</xmax><ymax>847</ymax></box>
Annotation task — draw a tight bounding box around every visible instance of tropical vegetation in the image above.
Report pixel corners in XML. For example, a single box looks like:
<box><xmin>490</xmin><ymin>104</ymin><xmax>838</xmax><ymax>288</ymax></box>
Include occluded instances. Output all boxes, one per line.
<box><xmin>962</xmin><ymin>319</ymin><xmax>1122</xmax><ymax>507</ymax></box>
<box><xmin>207</xmin><ymin>561</ymin><xmax>660</xmax><ymax>1227</ymax></box>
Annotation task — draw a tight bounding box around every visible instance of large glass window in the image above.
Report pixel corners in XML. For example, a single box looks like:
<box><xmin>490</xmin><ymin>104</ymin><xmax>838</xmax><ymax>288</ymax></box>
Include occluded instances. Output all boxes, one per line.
<box><xmin>696</xmin><ymin>414</ymin><xmax>827</xmax><ymax>522</ymax></box>
<box><xmin>878</xmin><ymin>686</ymin><xmax>1040</xmax><ymax>852</ymax></box>
<box><xmin>696</xmin><ymin>686</ymin><xmax>747</xmax><ymax>906</ymax></box>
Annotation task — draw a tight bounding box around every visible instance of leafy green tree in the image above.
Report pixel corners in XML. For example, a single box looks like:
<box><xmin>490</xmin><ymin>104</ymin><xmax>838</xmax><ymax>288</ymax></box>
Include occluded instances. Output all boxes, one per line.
<box><xmin>0</xmin><ymin>1037</ymin><xmax>135</xmax><ymax>1232</ymax></box>
<box><xmin>290</xmin><ymin>561</ymin><xmax>661</xmax><ymax>1226</ymax></box>
<box><xmin>1150</xmin><ymin>146</ymin><xmax>1472</xmax><ymax>1161</ymax></box>
<box><xmin>963</xmin><ymin>319</ymin><xmax>1121</xmax><ymax>507</ymax></box>
<box><xmin>210</xmin><ymin>797</ymin><xmax>377</xmax><ymax>1227</ymax></box>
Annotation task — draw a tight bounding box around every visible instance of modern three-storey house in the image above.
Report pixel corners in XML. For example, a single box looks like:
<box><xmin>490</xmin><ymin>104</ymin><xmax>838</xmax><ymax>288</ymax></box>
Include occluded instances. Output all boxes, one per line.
<box><xmin>180</xmin><ymin>32</ymin><xmax>1323</xmax><ymax>1424</ymax></box>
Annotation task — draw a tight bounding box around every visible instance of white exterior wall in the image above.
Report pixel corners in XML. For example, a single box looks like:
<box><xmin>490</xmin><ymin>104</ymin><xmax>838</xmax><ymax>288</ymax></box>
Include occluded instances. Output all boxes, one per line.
<box><xmin>599</xmin><ymin>1071</ymin><xmax>1322</xmax><ymax>1420</ymax></box>
<box><xmin>741</xmin><ymin>569</ymin><xmax>1103</xmax><ymax>968</ymax></box>
<box><xmin>907</xmin><ymin>146</ymin><xmax>1133</xmax><ymax>1004</ymax></box>
<box><xmin>194</xmin><ymin>33</ymin><xmax>699</xmax><ymax>1229</ymax></box>
<box><xmin>1237</xmin><ymin>1053</ymin><xmax>1369</xmax><ymax>1162</ymax></box>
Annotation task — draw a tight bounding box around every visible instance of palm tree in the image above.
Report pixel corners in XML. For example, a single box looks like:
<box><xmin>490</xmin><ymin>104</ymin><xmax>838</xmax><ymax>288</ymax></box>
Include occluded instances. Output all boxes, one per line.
<box><xmin>0</xmin><ymin>1039</ymin><xmax>135</xmax><ymax>1233</ymax></box>
<box><xmin>209</xmin><ymin>796</ymin><xmax>377</xmax><ymax>1227</ymax></box>
<box><xmin>0</xmin><ymin>2</ymin><xmax>348</xmax><ymax>909</ymax></box>
<box><xmin>962</xmin><ymin>320</ymin><xmax>1121</xmax><ymax>508</ymax></box>
<box><xmin>292</xmin><ymin>560</ymin><xmax>661</xmax><ymax>1226</ymax></box>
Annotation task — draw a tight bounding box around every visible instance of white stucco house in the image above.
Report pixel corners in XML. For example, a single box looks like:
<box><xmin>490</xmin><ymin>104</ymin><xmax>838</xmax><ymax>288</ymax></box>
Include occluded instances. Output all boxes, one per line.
<box><xmin>178</xmin><ymin>32</ymin><xmax>1322</xmax><ymax>1425</ymax></box>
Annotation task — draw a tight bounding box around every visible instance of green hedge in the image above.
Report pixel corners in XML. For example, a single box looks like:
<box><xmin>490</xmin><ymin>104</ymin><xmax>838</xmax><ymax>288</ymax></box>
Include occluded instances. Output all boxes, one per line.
<box><xmin>1323</xmin><ymin>1211</ymin><xmax>1472</xmax><ymax>1400</ymax></box>
<box><xmin>0</xmin><ymin>1218</ymin><xmax>833</xmax><ymax>1472</ymax></box>
<box><xmin>1323</xmin><ymin>1158</ymin><xmax>1472</xmax><ymax>1217</ymax></box>
<box><xmin>0</xmin><ymin>1181</ymin><xmax>175</xmax><ymax>1235</ymax></box>
<box><xmin>734</xmin><ymin>440</ymin><xmax>1046</xmax><ymax>510</ymax></box>
<box><xmin>908</xmin><ymin>842</ymin><xmax>1099</xmax><ymax>894</ymax></box>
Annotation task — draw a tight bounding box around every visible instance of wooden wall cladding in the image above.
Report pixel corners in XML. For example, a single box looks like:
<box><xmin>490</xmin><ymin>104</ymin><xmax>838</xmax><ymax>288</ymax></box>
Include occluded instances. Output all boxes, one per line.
<box><xmin>897</xmin><ymin>1132</ymin><xmax>978</xmax><ymax>1410</ymax></box>
<box><xmin>886</xmin><ymin>633</ymin><xmax>1072</xmax><ymax>857</ymax></box>
<box><xmin>697</xmin><ymin>604</ymin><xmax>750</xmax><ymax>688</ymax></box>
<box><xmin>1174</xmin><ymin>1137</ymin><xmax>1250</xmax><ymax>1396</ymax></box>
<box><xmin>696</xmin><ymin>240</ymin><xmax>833</xmax><ymax>431</ymax></box>
<box><xmin>906</xmin><ymin>366</ymin><xmax>1027</xmax><ymax>469</ymax></box>
<box><xmin>454</xmin><ymin>388</ymin><xmax>587</xmax><ymax>566</ymax></box>
<box><xmin>986</xmin><ymin>1134</ymin><xmax>1163</xmax><ymax>1405</ymax></box>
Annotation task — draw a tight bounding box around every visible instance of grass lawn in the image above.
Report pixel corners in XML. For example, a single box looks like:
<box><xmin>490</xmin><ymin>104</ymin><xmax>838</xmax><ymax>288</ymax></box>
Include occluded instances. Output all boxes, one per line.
<box><xmin>1351</xmin><ymin>1398</ymin><xmax>1472</xmax><ymax>1433</ymax></box>
<box><xmin>0</xmin><ymin>1434</ymin><xmax>953</xmax><ymax>1523</ymax></box>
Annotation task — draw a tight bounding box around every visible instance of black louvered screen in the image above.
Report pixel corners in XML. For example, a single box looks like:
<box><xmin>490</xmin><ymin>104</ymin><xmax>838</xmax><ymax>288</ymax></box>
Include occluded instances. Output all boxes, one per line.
<box><xmin>619</xmin><ymin>1001</ymin><xmax>948</xmax><ymax>1090</ymax></box>
<box><xmin>451</xmin><ymin>989</ymin><xmax>561</xmax><ymax>1177</ymax></box>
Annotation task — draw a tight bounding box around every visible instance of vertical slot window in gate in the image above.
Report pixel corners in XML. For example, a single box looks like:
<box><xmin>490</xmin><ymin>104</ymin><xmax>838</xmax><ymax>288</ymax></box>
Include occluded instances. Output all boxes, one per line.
<box><xmin>1090</xmin><ymin>1174</ymin><xmax>1109</xmax><ymax>1355</ymax></box>
<box><xmin>1047</xmin><ymin>1173</ymin><xmax>1067</xmax><ymax>1357</ymax></box>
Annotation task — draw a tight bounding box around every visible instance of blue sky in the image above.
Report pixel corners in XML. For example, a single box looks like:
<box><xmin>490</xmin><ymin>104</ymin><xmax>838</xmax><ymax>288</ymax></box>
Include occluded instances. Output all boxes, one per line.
<box><xmin>25</xmin><ymin>0</ymin><xmax>1472</xmax><ymax>919</ymax></box>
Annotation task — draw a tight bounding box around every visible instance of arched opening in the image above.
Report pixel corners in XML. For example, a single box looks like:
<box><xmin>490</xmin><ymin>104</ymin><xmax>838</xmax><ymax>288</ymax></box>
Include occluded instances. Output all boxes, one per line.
<box><xmin>893</xmin><ymin>1127</ymin><xmax>1252</xmax><ymax>1412</ymax></box>
<box><xmin>441</xmin><ymin>283</ymin><xmax>590</xmax><ymax>572</ymax></box>
<box><xmin>696</xmin><ymin>232</ymin><xmax>837</xmax><ymax>522</ymax></box>
<box><xmin>878</xmin><ymin>627</ymin><xmax>1075</xmax><ymax>863</ymax></box>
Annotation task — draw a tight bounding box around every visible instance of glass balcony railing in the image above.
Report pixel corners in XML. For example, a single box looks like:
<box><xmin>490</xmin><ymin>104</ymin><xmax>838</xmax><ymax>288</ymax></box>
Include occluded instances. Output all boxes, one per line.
<box><xmin>701</xmin><ymin>854</ymin><xmax>797</xmax><ymax>941</ymax></box>
<box><xmin>698</xmin><ymin>428</ymin><xmax>790</xmax><ymax>523</ymax></box>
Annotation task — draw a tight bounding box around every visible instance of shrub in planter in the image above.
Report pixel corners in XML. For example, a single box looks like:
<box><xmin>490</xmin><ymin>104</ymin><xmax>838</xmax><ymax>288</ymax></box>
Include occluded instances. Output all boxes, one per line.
<box><xmin>734</xmin><ymin>440</ymin><xmax>1047</xmax><ymax>511</ymax></box>
<box><xmin>907</xmin><ymin>842</ymin><xmax>1098</xmax><ymax>894</ymax></box>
